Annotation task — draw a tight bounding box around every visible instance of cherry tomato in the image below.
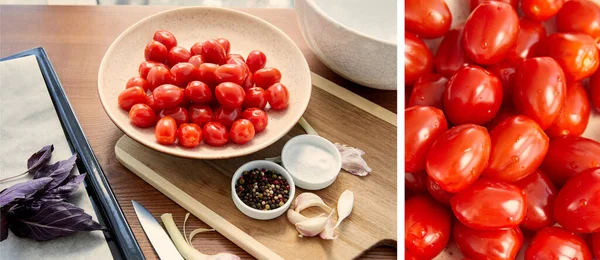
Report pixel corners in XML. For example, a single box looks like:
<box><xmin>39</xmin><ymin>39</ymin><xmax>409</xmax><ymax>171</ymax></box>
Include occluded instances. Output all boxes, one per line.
<box><xmin>166</xmin><ymin>46</ymin><xmax>191</xmax><ymax>67</ymax></box>
<box><xmin>145</xmin><ymin>94</ymin><xmax>160</xmax><ymax>112</ymax></box>
<box><xmin>514</xmin><ymin>169</ymin><xmax>557</xmax><ymax>231</ymax></box>
<box><xmin>230</xmin><ymin>119</ymin><xmax>255</xmax><ymax>145</ymax></box>
<box><xmin>188</xmin><ymin>55</ymin><xmax>204</xmax><ymax>69</ymax></box>
<box><xmin>451</xmin><ymin>178</ymin><xmax>526</xmax><ymax>229</ymax></box>
<box><xmin>153</xmin><ymin>30</ymin><xmax>177</xmax><ymax>50</ymax></box>
<box><xmin>469</xmin><ymin>0</ymin><xmax>518</xmax><ymax>10</ymax></box>
<box><xmin>128</xmin><ymin>103</ymin><xmax>156</xmax><ymax>128</ymax></box>
<box><xmin>253</xmin><ymin>67</ymin><xmax>282</xmax><ymax>89</ymax></box>
<box><xmin>176</xmin><ymin>123</ymin><xmax>202</xmax><ymax>148</ymax></box>
<box><xmin>556</xmin><ymin>0</ymin><xmax>600</xmax><ymax>41</ymax></box>
<box><xmin>405</xmin><ymin>250</ymin><xmax>419</xmax><ymax>260</ymax></box>
<box><xmin>405</xmin><ymin>32</ymin><xmax>434</xmax><ymax>86</ymax></box>
<box><xmin>184</xmin><ymin>81</ymin><xmax>212</xmax><ymax>104</ymax></box>
<box><xmin>592</xmin><ymin>71</ymin><xmax>600</xmax><ymax>113</ymax></box>
<box><xmin>486</xmin><ymin>61</ymin><xmax>516</xmax><ymax>107</ymax></box>
<box><xmin>405</xmin><ymin>106</ymin><xmax>448</xmax><ymax>173</ymax></box>
<box><xmin>546</xmin><ymin>82</ymin><xmax>590</xmax><ymax>137</ymax></box>
<box><xmin>506</xmin><ymin>19</ymin><xmax>546</xmax><ymax>66</ymax></box>
<box><xmin>118</xmin><ymin>86</ymin><xmax>147</xmax><ymax>111</ymax></box>
<box><xmin>158</xmin><ymin>106</ymin><xmax>189</xmax><ymax>126</ymax></box>
<box><xmin>246</xmin><ymin>50</ymin><xmax>267</xmax><ymax>74</ymax></box>
<box><xmin>190</xmin><ymin>42</ymin><xmax>203</xmax><ymax>56</ymax></box>
<box><xmin>407</xmin><ymin>74</ymin><xmax>448</xmax><ymax>109</ymax></box>
<box><xmin>434</xmin><ymin>25</ymin><xmax>470</xmax><ymax>78</ymax></box>
<box><xmin>426</xmin><ymin>177</ymin><xmax>454</xmax><ymax>205</ymax></box>
<box><xmin>170</xmin><ymin>62</ymin><xmax>200</xmax><ymax>87</ymax></box>
<box><xmin>216</xmin><ymin>38</ymin><xmax>230</xmax><ymax>55</ymax></box>
<box><xmin>265</xmin><ymin>83</ymin><xmax>289</xmax><ymax>110</ymax></box>
<box><xmin>541</xmin><ymin>136</ymin><xmax>600</xmax><ymax>186</ymax></box>
<box><xmin>525</xmin><ymin>226</ymin><xmax>592</xmax><ymax>260</ymax></box>
<box><xmin>513</xmin><ymin>57</ymin><xmax>566</xmax><ymax>130</ymax></box>
<box><xmin>483</xmin><ymin>115</ymin><xmax>549</xmax><ymax>183</ymax></box>
<box><xmin>405</xmin><ymin>195</ymin><xmax>452</xmax><ymax>259</ymax></box>
<box><xmin>228</xmin><ymin>54</ymin><xmax>245</xmax><ymax>62</ymax></box>
<box><xmin>198</xmin><ymin>63</ymin><xmax>219</xmax><ymax>86</ymax></box>
<box><xmin>454</xmin><ymin>221</ymin><xmax>523</xmax><ymax>260</ymax></box>
<box><xmin>242</xmin><ymin>87</ymin><xmax>267</xmax><ymax>110</ymax></box>
<box><xmin>126</xmin><ymin>76</ymin><xmax>150</xmax><ymax>91</ymax></box>
<box><xmin>484</xmin><ymin>105</ymin><xmax>517</xmax><ymax>131</ymax></box>
<box><xmin>426</xmin><ymin>124</ymin><xmax>491</xmax><ymax>193</ymax></box>
<box><xmin>152</xmin><ymin>84</ymin><xmax>184</xmax><ymax>110</ymax></box>
<box><xmin>554</xmin><ymin>167</ymin><xmax>600</xmax><ymax>233</ymax></box>
<box><xmin>405</xmin><ymin>172</ymin><xmax>427</xmax><ymax>193</ymax></box>
<box><xmin>201</xmin><ymin>39</ymin><xmax>227</xmax><ymax>65</ymax></box>
<box><xmin>242</xmin><ymin>108</ymin><xmax>268</xmax><ymax>133</ymax></box>
<box><xmin>521</xmin><ymin>0</ymin><xmax>564</xmax><ymax>21</ymax></box>
<box><xmin>214</xmin><ymin>106</ymin><xmax>242</xmax><ymax>128</ymax></box>
<box><xmin>155</xmin><ymin>116</ymin><xmax>177</xmax><ymax>145</ymax></box>
<box><xmin>144</xmin><ymin>40</ymin><xmax>168</xmax><ymax>63</ymax></box>
<box><xmin>405</xmin><ymin>0</ymin><xmax>451</xmax><ymax>39</ymax></box>
<box><xmin>214</xmin><ymin>64</ymin><xmax>244</xmax><ymax>85</ymax></box>
<box><xmin>463</xmin><ymin>1</ymin><xmax>519</xmax><ymax>64</ymax></box>
<box><xmin>139</xmin><ymin>61</ymin><xmax>167</xmax><ymax>79</ymax></box>
<box><xmin>214</xmin><ymin>82</ymin><xmax>245</xmax><ymax>109</ymax></box>
<box><xmin>147</xmin><ymin>66</ymin><xmax>174</xmax><ymax>91</ymax></box>
<box><xmin>241</xmin><ymin>72</ymin><xmax>254</xmax><ymax>90</ymax></box>
<box><xmin>188</xmin><ymin>104</ymin><xmax>213</xmax><ymax>127</ymax></box>
<box><xmin>227</xmin><ymin>55</ymin><xmax>250</xmax><ymax>76</ymax></box>
<box><xmin>537</xmin><ymin>33</ymin><xmax>599</xmax><ymax>82</ymax></box>
<box><xmin>592</xmin><ymin>232</ymin><xmax>600</xmax><ymax>259</ymax></box>
<box><xmin>444</xmin><ymin>65</ymin><xmax>503</xmax><ymax>125</ymax></box>
<box><xmin>202</xmin><ymin>122</ymin><xmax>228</xmax><ymax>146</ymax></box>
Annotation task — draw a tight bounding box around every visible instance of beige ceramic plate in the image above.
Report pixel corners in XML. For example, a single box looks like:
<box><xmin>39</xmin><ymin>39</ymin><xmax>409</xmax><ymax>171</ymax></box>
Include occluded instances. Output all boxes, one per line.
<box><xmin>98</xmin><ymin>7</ymin><xmax>311</xmax><ymax>159</ymax></box>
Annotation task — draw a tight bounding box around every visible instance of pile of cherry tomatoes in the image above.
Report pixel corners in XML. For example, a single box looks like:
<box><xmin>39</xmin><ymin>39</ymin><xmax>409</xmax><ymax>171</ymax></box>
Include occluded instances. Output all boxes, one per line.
<box><xmin>117</xmin><ymin>30</ymin><xmax>290</xmax><ymax>148</ymax></box>
<box><xmin>405</xmin><ymin>0</ymin><xmax>600</xmax><ymax>259</ymax></box>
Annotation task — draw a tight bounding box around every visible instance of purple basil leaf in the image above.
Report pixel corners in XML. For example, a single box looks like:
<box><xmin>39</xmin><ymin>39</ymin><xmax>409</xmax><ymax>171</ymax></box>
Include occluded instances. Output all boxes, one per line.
<box><xmin>26</xmin><ymin>145</ymin><xmax>54</xmax><ymax>173</ymax></box>
<box><xmin>1</xmin><ymin>211</ymin><xmax>8</xmax><ymax>241</ymax></box>
<box><xmin>8</xmin><ymin>201</ymin><xmax>105</xmax><ymax>241</ymax></box>
<box><xmin>39</xmin><ymin>174</ymin><xmax>86</xmax><ymax>202</ymax></box>
<box><xmin>33</xmin><ymin>154</ymin><xmax>77</xmax><ymax>190</ymax></box>
<box><xmin>0</xmin><ymin>177</ymin><xmax>52</xmax><ymax>208</ymax></box>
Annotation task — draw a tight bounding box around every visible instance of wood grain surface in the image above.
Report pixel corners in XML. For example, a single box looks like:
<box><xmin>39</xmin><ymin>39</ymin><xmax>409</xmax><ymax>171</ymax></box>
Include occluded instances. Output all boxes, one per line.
<box><xmin>0</xmin><ymin>5</ymin><xmax>398</xmax><ymax>259</ymax></box>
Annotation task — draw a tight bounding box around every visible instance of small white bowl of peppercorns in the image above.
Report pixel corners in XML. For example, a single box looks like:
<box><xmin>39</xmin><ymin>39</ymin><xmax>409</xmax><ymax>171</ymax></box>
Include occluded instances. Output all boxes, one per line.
<box><xmin>231</xmin><ymin>160</ymin><xmax>296</xmax><ymax>220</ymax></box>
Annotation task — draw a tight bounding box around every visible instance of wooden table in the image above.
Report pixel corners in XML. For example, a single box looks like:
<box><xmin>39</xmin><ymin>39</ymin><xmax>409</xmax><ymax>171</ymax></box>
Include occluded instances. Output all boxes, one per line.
<box><xmin>0</xmin><ymin>5</ymin><xmax>397</xmax><ymax>259</ymax></box>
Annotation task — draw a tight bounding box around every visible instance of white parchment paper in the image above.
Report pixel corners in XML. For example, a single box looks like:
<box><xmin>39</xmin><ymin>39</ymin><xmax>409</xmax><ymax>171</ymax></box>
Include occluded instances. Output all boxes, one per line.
<box><xmin>0</xmin><ymin>55</ymin><xmax>113</xmax><ymax>259</ymax></box>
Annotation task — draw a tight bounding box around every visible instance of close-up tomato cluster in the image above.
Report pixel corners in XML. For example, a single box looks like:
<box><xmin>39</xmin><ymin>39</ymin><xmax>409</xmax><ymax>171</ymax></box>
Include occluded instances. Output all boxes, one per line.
<box><xmin>117</xmin><ymin>30</ymin><xmax>290</xmax><ymax>148</ymax></box>
<box><xmin>405</xmin><ymin>0</ymin><xmax>600</xmax><ymax>259</ymax></box>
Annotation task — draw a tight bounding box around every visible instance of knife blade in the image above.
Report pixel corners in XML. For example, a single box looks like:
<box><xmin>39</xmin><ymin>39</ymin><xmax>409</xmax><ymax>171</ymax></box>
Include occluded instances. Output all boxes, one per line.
<box><xmin>132</xmin><ymin>200</ymin><xmax>184</xmax><ymax>260</ymax></box>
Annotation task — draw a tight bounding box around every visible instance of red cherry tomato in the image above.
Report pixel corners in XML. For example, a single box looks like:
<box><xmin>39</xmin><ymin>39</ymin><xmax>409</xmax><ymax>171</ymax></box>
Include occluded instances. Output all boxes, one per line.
<box><xmin>118</xmin><ymin>86</ymin><xmax>147</xmax><ymax>111</ymax></box>
<box><xmin>557</xmin><ymin>0</ymin><xmax>600</xmax><ymax>41</ymax></box>
<box><xmin>521</xmin><ymin>0</ymin><xmax>564</xmax><ymax>21</ymax></box>
<box><xmin>214</xmin><ymin>106</ymin><xmax>242</xmax><ymax>128</ymax></box>
<box><xmin>469</xmin><ymin>0</ymin><xmax>518</xmax><ymax>10</ymax></box>
<box><xmin>145</xmin><ymin>94</ymin><xmax>159</xmax><ymax>112</ymax></box>
<box><xmin>405</xmin><ymin>172</ymin><xmax>427</xmax><ymax>193</ymax></box>
<box><xmin>158</xmin><ymin>106</ymin><xmax>189</xmax><ymax>126</ymax></box>
<box><xmin>405</xmin><ymin>0</ymin><xmax>451</xmax><ymax>39</ymax></box>
<box><xmin>198</xmin><ymin>63</ymin><xmax>219</xmax><ymax>86</ymax></box>
<box><xmin>483</xmin><ymin>115</ymin><xmax>549</xmax><ymax>183</ymax></box>
<box><xmin>139</xmin><ymin>61</ymin><xmax>167</xmax><ymax>79</ymax></box>
<box><xmin>177</xmin><ymin>123</ymin><xmax>202</xmax><ymax>148</ymax></box>
<box><xmin>155</xmin><ymin>116</ymin><xmax>177</xmax><ymax>145</ymax></box>
<box><xmin>426</xmin><ymin>177</ymin><xmax>454</xmax><ymax>205</ymax></box>
<box><xmin>506</xmin><ymin>19</ymin><xmax>546</xmax><ymax>66</ymax></box>
<box><xmin>537</xmin><ymin>33</ymin><xmax>600</xmax><ymax>82</ymax></box>
<box><xmin>227</xmin><ymin>54</ymin><xmax>245</xmax><ymax>62</ymax></box>
<box><xmin>546</xmin><ymin>82</ymin><xmax>590</xmax><ymax>137</ymax></box>
<box><xmin>190</xmin><ymin>42</ymin><xmax>203</xmax><ymax>56</ymax></box>
<box><xmin>407</xmin><ymin>74</ymin><xmax>448</xmax><ymax>109</ymax></box>
<box><xmin>188</xmin><ymin>104</ymin><xmax>213</xmax><ymax>127</ymax></box>
<box><xmin>405</xmin><ymin>195</ymin><xmax>452</xmax><ymax>259</ymax></box>
<box><xmin>144</xmin><ymin>40</ymin><xmax>168</xmax><ymax>63</ymax></box>
<box><xmin>513</xmin><ymin>57</ymin><xmax>567</xmax><ymax>130</ymax></box>
<box><xmin>153</xmin><ymin>30</ymin><xmax>177</xmax><ymax>50</ymax></box>
<box><xmin>405</xmin><ymin>32</ymin><xmax>434</xmax><ymax>86</ymax></box>
<box><xmin>188</xmin><ymin>55</ymin><xmax>204</xmax><ymax>68</ymax></box>
<box><xmin>592</xmin><ymin>232</ymin><xmax>600</xmax><ymax>259</ymax></box>
<box><xmin>184</xmin><ymin>81</ymin><xmax>212</xmax><ymax>104</ymax></box>
<box><xmin>486</xmin><ymin>61</ymin><xmax>516</xmax><ymax>107</ymax></box>
<box><xmin>426</xmin><ymin>124</ymin><xmax>491</xmax><ymax>193</ymax></box>
<box><xmin>484</xmin><ymin>105</ymin><xmax>517</xmax><ymax>131</ymax></box>
<box><xmin>147</xmin><ymin>66</ymin><xmax>174</xmax><ymax>91</ymax></box>
<box><xmin>202</xmin><ymin>122</ymin><xmax>229</xmax><ymax>146</ymax></box>
<box><xmin>242</xmin><ymin>108</ymin><xmax>268</xmax><ymax>133</ymax></box>
<box><xmin>463</xmin><ymin>1</ymin><xmax>519</xmax><ymax>64</ymax></box>
<box><xmin>243</xmin><ymin>87</ymin><xmax>267</xmax><ymax>109</ymax></box>
<box><xmin>554</xmin><ymin>167</ymin><xmax>600</xmax><ymax>233</ymax></box>
<box><xmin>453</xmin><ymin>221</ymin><xmax>523</xmax><ymax>260</ymax></box>
<box><xmin>216</xmin><ymin>38</ymin><xmax>230</xmax><ymax>55</ymax></box>
<box><xmin>170</xmin><ymin>62</ymin><xmax>200</xmax><ymax>87</ymax></box>
<box><xmin>229</xmin><ymin>119</ymin><xmax>255</xmax><ymax>145</ymax></box>
<box><xmin>201</xmin><ymin>39</ymin><xmax>227</xmax><ymax>65</ymax></box>
<box><xmin>128</xmin><ymin>104</ymin><xmax>156</xmax><ymax>128</ymax></box>
<box><xmin>126</xmin><ymin>76</ymin><xmax>150</xmax><ymax>91</ymax></box>
<box><xmin>166</xmin><ymin>46</ymin><xmax>191</xmax><ymax>67</ymax></box>
<box><xmin>265</xmin><ymin>83</ymin><xmax>289</xmax><ymax>110</ymax></box>
<box><xmin>215</xmin><ymin>82</ymin><xmax>245</xmax><ymax>109</ymax></box>
<box><xmin>241</xmin><ymin>72</ymin><xmax>254</xmax><ymax>90</ymax></box>
<box><xmin>525</xmin><ymin>226</ymin><xmax>592</xmax><ymax>260</ymax></box>
<box><xmin>443</xmin><ymin>65</ymin><xmax>503</xmax><ymax>125</ymax></box>
<box><xmin>541</xmin><ymin>136</ymin><xmax>600</xmax><ymax>186</ymax></box>
<box><xmin>214</xmin><ymin>64</ymin><xmax>244</xmax><ymax>85</ymax></box>
<box><xmin>405</xmin><ymin>106</ymin><xmax>448</xmax><ymax>173</ymax></box>
<box><xmin>451</xmin><ymin>178</ymin><xmax>526</xmax><ymax>229</ymax></box>
<box><xmin>592</xmin><ymin>71</ymin><xmax>600</xmax><ymax>113</ymax></box>
<box><xmin>514</xmin><ymin>169</ymin><xmax>557</xmax><ymax>231</ymax></box>
<box><xmin>253</xmin><ymin>67</ymin><xmax>282</xmax><ymax>89</ymax></box>
<box><xmin>246</xmin><ymin>50</ymin><xmax>267</xmax><ymax>74</ymax></box>
<box><xmin>434</xmin><ymin>25</ymin><xmax>470</xmax><ymax>78</ymax></box>
<box><xmin>405</xmin><ymin>250</ymin><xmax>419</xmax><ymax>260</ymax></box>
<box><xmin>152</xmin><ymin>84</ymin><xmax>184</xmax><ymax>110</ymax></box>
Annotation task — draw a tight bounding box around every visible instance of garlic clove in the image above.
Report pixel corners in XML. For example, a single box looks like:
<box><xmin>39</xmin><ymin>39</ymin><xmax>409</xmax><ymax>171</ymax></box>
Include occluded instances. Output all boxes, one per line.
<box><xmin>335</xmin><ymin>143</ymin><xmax>371</xmax><ymax>176</ymax></box>
<box><xmin>294</xmin><ymin>192</ymin><xmax>332</xmax><ymax>212</ymax></box>
<box><xmin>296</xmin><ymin>209</ymin><xmax>335</xmax><ymax>237</ymax></box>
<box><xmin>334</xmin><ymin>190</ymin><xmax>354</xmax><ymax>229</ymax></box>
<box><xmin>287</xmin><ymin>209</ymin><xmax>309</xmax><ymax>225</ymax></box>
<box><xmin>319</xmin><ymin>216</ymin><xmax>338</xmax><ymax>240</ymax></box>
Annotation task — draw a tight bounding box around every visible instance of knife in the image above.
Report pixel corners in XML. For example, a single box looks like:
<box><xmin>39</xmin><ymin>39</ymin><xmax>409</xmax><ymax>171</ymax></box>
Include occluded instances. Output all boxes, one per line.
<box><xmin>132</xmin><ymin>200</ymin><xmax>184</xmax><ymax>260</ymax></box>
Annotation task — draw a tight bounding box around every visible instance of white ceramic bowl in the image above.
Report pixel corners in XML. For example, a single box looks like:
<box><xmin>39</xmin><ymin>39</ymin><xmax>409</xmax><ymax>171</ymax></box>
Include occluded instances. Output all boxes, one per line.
<box><xmin>98</xmin><ymin>7</ymin><xmax>312</xmax><ymax>159</ymax></box>
<box><xmin>294</xmin><ymin>0</ymin><xmax>398</xmax><ymax>90</ymax></box>
<box><xmin>231</xmin><ymin>160</ymin><xmax>295</xmax><ymax>220</ymax></box>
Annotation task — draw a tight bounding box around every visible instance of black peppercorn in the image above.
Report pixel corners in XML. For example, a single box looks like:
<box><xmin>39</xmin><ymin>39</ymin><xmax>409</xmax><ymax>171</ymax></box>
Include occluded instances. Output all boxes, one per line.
<box><xmin>235</xmin><ymin>168</ymin><xmax>291</xmax><ymax>211</ymax></box>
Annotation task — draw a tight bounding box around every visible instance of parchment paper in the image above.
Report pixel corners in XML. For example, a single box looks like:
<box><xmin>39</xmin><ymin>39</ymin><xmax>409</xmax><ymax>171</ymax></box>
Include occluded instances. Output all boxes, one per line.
<box><xmin>0</xmin><ymin>55</ymin><xmax>113</xmax><ymax>259</ymax></box>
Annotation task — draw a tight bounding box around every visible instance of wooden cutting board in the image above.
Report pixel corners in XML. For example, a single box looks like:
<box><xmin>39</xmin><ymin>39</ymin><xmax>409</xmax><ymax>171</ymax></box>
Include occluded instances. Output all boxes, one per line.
<box><xmin>115</xmin><ymin>73</ymin><xmax>397</xmax><ymax>260</ymax></box>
